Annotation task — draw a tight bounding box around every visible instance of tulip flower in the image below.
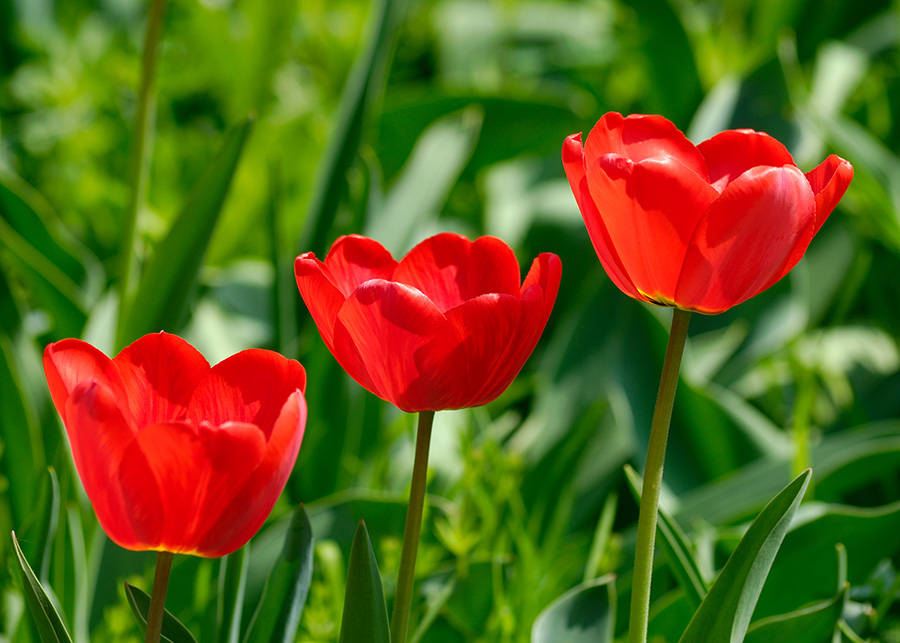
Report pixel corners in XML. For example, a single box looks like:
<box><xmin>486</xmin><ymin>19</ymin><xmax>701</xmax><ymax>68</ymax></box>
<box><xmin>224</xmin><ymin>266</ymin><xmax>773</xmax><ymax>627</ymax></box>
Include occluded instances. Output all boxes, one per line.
<box><xmin>562</xmin><ymin>112</ymin><xmax>852</xmax><ymax>643</ymax></box>
<box><xmin>563</xmin><ymin>112</ymin><xmax>853</xmax><ymax>314</ymax></box>
<box><xmin>294</xmin><ymin>232</ymin><xmax>561</xmax><ymax>413</ymax></box>
<box><xmin>295</xmin><ymin>232</ymin><xmax>560</xmax><ymax>642</ymax></box>
<box><xmin>43</xmin><ymin>331</ymin><xmax>307</xmax><ymax>558</ymax></box>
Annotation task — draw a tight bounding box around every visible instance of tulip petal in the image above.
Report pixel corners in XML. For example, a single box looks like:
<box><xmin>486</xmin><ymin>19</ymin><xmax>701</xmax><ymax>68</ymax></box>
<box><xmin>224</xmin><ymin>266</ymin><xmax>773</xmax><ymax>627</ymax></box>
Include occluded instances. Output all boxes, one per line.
<box><xmin>586</xmin><ymin>153</ymin><xmax>718</xmax><ymax>304</ymax></box>
<box><xmin>520</xmin><ymin>252</ymin><xmax>563</xmax><ymax>344</ymax></box>
<box><xmin>805</xmin><ymin>154</ymin><xmax>854</xmax><ymax>233</ymax></box>
<box><xmin>195</xmin><ymin>391</ymin><xmax>306</xmax><ymax>557</ymax></box>
<box><xmin>64</xmin><ymin>381</ymin><xmax>161</xmax><ymax>549</ymax></box>
<box><xmin>585</xmin><ymin>112</ymin><xmax>708</xmax><ymax>179</ymax></box>
<box><xmin>562</xmin><ymin>134</ymin><xmax>640</xmax><ymax>299</ymax></box>
<box><xmin>332</xmin><ymin>280</ymin><xmax>463</xmax><ymax>412</ymax></box>
<box><xmin>113</xmin><ymin>332</ymin><xmax>209</xmax><ymax>428</ymax></box>
<box><xmin>189</xmin><ymin>349</ymin><xmax>306</xmax><ymax>440</ymax></box>
<box><xmin>44</xmin><ymin>339</ymin><xmax>125</xmax><ymax>423</ymax></box>
<box><xmin>322</xmin><ymin>234</ymin><xmax>397</xmax><ymax>296</ymax></box>
<box><xmin>295</xmin><ymin>253</ymin><xmax>346</xmax><ymax>350</ymax></box>
<box><xmin>698</xmin><ymin>129</ymin><xmax>796</xmax><ymax>193</ymax></box>
<box><xmin>123</xmin><ymin>420</ymin><xmax>266</xmax><ymax>554</ymax></box>
<box><xmin>675</xmin><ymin>165</ymin><xmax>816</xmax><ymax>313</ymax></box>
<box><xmin>392</xmin><ymin>234</ymin><xmax>522</xmax><ymax>313</ymax></box>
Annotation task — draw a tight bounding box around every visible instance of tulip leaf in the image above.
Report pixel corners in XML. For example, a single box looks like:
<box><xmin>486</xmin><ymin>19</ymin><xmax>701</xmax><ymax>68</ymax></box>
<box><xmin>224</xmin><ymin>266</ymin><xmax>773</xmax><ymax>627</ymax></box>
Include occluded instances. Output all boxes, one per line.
<box><xmin>678</xmin><ymin>469</ymin><xmax>811</xmax><ymax>643</ymax></box>
<box><xmin>531</xmin><ymin>574</ymin><xmax>616</xmax><ymax>643</ymax></box>
<box><xmin>117</xmin><ymin>116</ymin><xmax>253</xmax><ymax>349</ymax></box>
<box><xmin>754</xmin><ymin>498</ymin><xmax>900</xmax><ymax>619</ymax></box>
<box><xmin>624</xmin><ymin>465</ymin><xmax>708</xmax><ymax>610</ymax></box>
<box><xmin>11</xmin><ymin>530</ymin><xmax>73</xmax><ymax>643</ymax></box>
<box><xmin>338</xmin><ymin>521</ymin><xmax>390</xmax><ymax>643</ymax></box>
<box><xmin>243</xmin><ymin>504</ymin><xmax>314</xmax><ymax>643</ymax></box>
<box><xmin>217</xmin><ymin>545</ymin><xmax>249</xmax><ymax>643</ymax></box>
<box><xmin>744</xmin><ymin>590</ymin><xmax>845</xmax><ymax>643</ymax></box>
<box><xmin>298</xmin><ymin>0</ymin><xmax>404</xmax><ymax>257</ymax></box>
<box><xmin>366</xmin><ymin>107</ymin><xmax>482</xmax><ymax>256</ymax></box>
<box><xmin>124</xmin><ymin>582</ymin><xmax>199</xmax><ymax>643</ymax></box>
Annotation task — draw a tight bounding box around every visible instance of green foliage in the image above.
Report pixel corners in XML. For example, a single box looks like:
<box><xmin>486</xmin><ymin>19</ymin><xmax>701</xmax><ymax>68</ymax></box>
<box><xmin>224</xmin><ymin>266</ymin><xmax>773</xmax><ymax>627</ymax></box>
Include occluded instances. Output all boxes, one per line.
<box><xmin>2</xmin><ymin>0</ymin><xmax>900</xmax><ymax>641</ymax></box>
<box><xmin>338</xmin><ymin>521</ymin><xmax>390</xmax><ymax>643</ymax></box>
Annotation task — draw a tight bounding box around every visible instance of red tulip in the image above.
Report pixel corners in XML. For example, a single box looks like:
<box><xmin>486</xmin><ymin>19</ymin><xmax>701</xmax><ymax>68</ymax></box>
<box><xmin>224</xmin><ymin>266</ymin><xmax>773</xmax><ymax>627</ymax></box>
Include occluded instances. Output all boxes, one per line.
<box><xmin>43</xmin><ymin>332</ymin><xmax>307</xmax><ymax>558</ymax></box>
<box><xmin>563</xmin><ymin>112</ymin><xmax>853</xmax><ymax>314</ymax></box>
<box><xmin>294</xmin><ymin>233</ymin><xmax>561</xmax><ymax>412</ymax></box>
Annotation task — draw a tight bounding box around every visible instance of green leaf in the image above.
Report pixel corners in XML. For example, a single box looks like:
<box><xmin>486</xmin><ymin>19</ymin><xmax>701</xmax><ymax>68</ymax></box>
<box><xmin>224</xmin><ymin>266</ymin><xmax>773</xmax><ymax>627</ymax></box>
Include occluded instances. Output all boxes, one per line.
<box><xmin>10</xmin><ymin>530</ymin><xmax>73</xmax><ymax>643</ymax></box>
<box><xmin>744</xmin><ymin>590</ymin><xmax>845</xmax><ymax>643</ymax></box>
<box><xmin>755</xmin><ymin>499</ymin><xmax>900</xmax><ymax>619</ymax></box>
<box><xmin>217</xmin><ymin>545</ymin><xmax>249</xmax><ymax>643</ymax></box>
<box><xmin>366</xmin><ymin>107</ymin><xmax>482</xmax><ymax>255</ymax></box>
<box><xmin>531</xmin><ymin>574</ymin><xmax>616</xmax><ymax>643</ymax></box>
<box><xmin>124</xmin><ymin>582</ymin><xmax>199</xmax><ymax>643</ymax></box>
<box><xmin>117</xmin><ymin>116</ymin><xmax>254</xmax><ymax>348</ymax></box>
<box><xmin>243</xmin><ymin>505</ymin><xmax>315</xmax><ymax>643</ymax></box>
<box><xmin>0</xmin><ymin>334</ymin><xmax>43</xmax><ymax>528</ymax></box>
<box><xmin>678</xmin><ymin>469</ymin><xmax>811</xmax><ymax>643</ymax></box>
<box><xmin>338</xmin><ymin>521</ymin><xmax>390</xmax><ymax>643</ymax></box>
<box><xmin>298</xmin><ymin>0</ymin><xmax>404</xmax><ymax>257</ymax></box>
<box><xmin>624</xmin><ymin>465</ymin><xmax>708</xmax><ymax>610</ymax></box>
<box><xmin>0</xmin><ymin>172</ymin><xmax>100</xmax><ymax>338</ymax></box>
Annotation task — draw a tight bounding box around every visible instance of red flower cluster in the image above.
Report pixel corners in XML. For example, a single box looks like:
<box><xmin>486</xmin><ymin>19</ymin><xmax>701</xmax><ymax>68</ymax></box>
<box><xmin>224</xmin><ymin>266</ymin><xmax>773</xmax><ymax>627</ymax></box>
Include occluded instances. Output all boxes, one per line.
<box><xmin>43</xmin><ymin>332</ymin><xmax>307</xmax><ymax>557</ymax></box>
<box><xmin>563</xmin><ymin>112</ymin><xmax>853</xmax><ymax>313</ymax></box>
<box><xmin>295</xmin><ymin>233</ymin><xmax>561</xmax><ymax>412</ymax></box>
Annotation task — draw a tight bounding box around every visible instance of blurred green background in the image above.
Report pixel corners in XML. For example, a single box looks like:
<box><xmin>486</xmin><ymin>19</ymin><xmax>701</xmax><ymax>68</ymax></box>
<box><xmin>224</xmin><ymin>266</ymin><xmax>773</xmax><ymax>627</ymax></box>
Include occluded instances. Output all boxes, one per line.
<box><xmin>2</xmin><ymin>0</ymin><xmax>900</xmax><ymax>640</ymax></box>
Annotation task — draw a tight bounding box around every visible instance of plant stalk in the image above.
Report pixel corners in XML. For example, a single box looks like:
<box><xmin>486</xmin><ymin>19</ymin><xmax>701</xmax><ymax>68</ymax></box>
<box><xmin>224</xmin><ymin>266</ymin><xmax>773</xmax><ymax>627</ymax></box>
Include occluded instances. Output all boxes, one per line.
<box><xmin>390</xmin><ymin>410</ymin><xmax>435</xmax><ymax>643</ymax></box>
<box><xmin>628</xmin><ymin>308</ymin><xmax>692</xmax><ymax>643</ymax></box>
<box><xmin>117</xmin><ymin>0</ymin><xmax>167</xmax><ymax>348</ymax></box>
<box><xmin>145</xmin><ymin>550</ymin><xmax>174</xmax><ymax>643</ymax></box>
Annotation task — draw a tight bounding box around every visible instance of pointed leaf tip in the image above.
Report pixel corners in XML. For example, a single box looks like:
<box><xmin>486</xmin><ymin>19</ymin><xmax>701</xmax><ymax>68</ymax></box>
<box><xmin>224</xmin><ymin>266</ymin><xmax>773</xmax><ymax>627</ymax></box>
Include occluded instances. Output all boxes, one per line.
<box><xmin>338</xmin><ymin>521</ymin><xmax>390</xmax><ymax>643</ymax></box>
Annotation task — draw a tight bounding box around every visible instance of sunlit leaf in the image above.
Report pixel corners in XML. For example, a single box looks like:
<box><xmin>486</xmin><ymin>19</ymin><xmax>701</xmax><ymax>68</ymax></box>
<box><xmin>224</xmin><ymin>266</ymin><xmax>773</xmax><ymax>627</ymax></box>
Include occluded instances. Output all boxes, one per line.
<box><xmin>678</xmin><ymin>470</ymin><xmax>811</xmax><ymax>643</ymax></box>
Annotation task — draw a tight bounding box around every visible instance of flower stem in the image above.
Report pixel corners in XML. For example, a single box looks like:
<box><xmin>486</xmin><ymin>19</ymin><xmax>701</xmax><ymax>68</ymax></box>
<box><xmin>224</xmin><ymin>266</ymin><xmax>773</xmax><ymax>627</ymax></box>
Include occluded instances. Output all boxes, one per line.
<box><xmin>390</xmin><ymin>410</ymin><xmax>435</xmax><ymax>643</ymax></box>
<box><xmin>628</xmin><ymin>308</ymin><xmax>691</xmax><ymax>643</ymax></box>
<box><xmin>116</xmin><ymin>0</ymin><xmax>167</xmax><ymax>349</ymax></box>
<box><xmin>145</xmin><ymin>551</ymin><xmax>174</xmax><ymax>643</ymax></box>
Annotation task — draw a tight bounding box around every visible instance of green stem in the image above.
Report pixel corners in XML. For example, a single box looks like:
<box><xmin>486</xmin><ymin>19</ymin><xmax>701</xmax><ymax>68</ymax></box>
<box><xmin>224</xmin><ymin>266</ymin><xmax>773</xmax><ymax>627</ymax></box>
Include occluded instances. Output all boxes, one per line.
<box><xmin>145</xmin><ymin>551</ymin><xmax>174</xmax><ymax>643</ymax></box>
<box><xmin>390</xmin><ymin>410</ymin><xmax>435</xmax><ymax>643</ymax></box>
<box><xmin>117</xmin><ymin>0</ymin><xmax>167</xmax><ymax>348</ymax></box>
<box><xmin>628</xmin><ymin>308</ymin><xmax>692</xmax><ymax>643</ymax></box>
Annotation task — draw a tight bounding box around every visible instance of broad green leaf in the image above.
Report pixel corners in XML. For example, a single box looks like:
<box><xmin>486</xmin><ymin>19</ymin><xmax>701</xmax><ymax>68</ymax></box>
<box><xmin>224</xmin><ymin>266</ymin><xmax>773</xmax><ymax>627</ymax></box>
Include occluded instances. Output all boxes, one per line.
<box><xmin>117</xmin><ymin>116</ymin><xmax>253</xmax><ymax>348</ymax></box>
<box><xmin>678</xmin><ymin>469</ymin><xmax>811</xmax><ymax>643</ymax></box>
<box><xmin>744</xmin><ymin>590</ymin><xmax>845</xmax><ymax>643</ymax></box>
<box><xmin>11</xmin><ymin>530</ymin><xmax>73</xmax><ymax>643</ymax></box>
<box><xmin>298</xmin><ymin>0</ymin><xmax>404</xmax><ymax>257</ymax></box>
<box><xmin>217</xmin><ymin>545</ymin><xmax>249</xmax><ymax>643</ymax></box>
<box><xmin>531</xmin><ymin>574</ymin><xmax>616</xmax><ymax>643</ymax></box>
<box><xmin>243</xmin><ymin>505</ymin><xmax>314</xmax><ymax>643</ymax></box>
<box><xmin>124</xmin><ymin>582</ymin><xmax>199</xmax><ymax>643</ymax></box>
<box><xmin>624</xmin><ymin>465</ymin><xmax>708</xmax><ymax>610</ymax></box>
<box><xmin>366</xmin><ymin>107</ymin><xmax>482</xmax><ymax>255</ymax></box>
<box><xmin>338</xmin><ymin>521</ymin><xmax>390</xmax><ymax>643</ymax></box>
<box><xmin>755</xmin><ymin>499</ymin><xmax>900</xmax><ymax>619</ymax></box>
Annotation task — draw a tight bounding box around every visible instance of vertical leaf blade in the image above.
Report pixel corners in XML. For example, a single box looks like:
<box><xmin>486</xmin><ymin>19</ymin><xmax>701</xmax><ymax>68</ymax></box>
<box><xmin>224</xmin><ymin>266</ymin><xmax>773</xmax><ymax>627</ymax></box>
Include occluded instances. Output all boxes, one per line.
<box><xmin>243</xmin><ymin>505</ymin><xmax>315</xmax><ymax>643</ymax></box>
<box><xmin>117</xmin><ymin>116</ymin><xmax>254</xmax><ymax>348</ymax></box>
<box><xmin>124</xmin><ymin>582</ymin><xmax>199</xmax><ymax>643</ymax></box>
<box><xmin>11</xmin><ymin>530</ymin><xmax>73</xmax><ymax>643</ymax></box>
<box><xmin>338</xmin><ymin>521</ymin><xmax>390</xmax><ymax>643</ymax></box>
